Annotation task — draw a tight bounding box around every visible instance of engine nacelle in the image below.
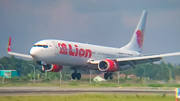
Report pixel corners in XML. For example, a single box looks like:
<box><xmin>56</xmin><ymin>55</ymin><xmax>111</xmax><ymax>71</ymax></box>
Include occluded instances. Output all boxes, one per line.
<box><xmin>42</xmin><ymin>64</ymin><xmax>63</xmax><ymax>72</ymax></box>
<box><xmin>98</xmin><ymin>59</ymin><xmax>118</xmax><ymax>72</ymax></box>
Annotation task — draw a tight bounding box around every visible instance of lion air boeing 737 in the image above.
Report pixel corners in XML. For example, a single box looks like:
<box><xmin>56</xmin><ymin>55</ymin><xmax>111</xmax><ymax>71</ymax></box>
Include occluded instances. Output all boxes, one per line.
<box><xmin>7</xmin><ymin>10</ymin><xmax>180</xmax><ymax>80</ymax></box>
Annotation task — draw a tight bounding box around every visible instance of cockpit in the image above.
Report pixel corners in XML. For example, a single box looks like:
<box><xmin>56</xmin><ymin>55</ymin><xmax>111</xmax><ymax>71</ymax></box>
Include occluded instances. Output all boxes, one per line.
<box><xmin>30</xmin><ymin>40</ymin><xmax>55</xmax><ymax>61</ymax></box>
<box><xmin>33</xmin><ymin>44</ymin><xmax>49</xmax><ymax>48</ymax></box>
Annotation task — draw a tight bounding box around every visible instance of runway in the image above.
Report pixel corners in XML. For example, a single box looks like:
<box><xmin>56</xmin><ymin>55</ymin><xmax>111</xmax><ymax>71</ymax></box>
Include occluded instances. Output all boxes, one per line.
<box><xmin>0</xmin><ymin>87</ymin><xmax>175</xmax><ymax>96</ymax></box>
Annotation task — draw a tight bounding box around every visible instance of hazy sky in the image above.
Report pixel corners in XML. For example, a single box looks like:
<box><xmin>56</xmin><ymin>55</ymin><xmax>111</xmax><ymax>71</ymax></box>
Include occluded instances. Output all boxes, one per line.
<box><xmin>0</xmin><ymin>0</ymin><xmax>180</xmax><ymax>64</ymax></box>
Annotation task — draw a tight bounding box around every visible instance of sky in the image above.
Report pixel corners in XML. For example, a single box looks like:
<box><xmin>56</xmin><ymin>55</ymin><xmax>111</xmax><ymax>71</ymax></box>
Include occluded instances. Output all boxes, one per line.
<box><xmin>0</xmin><ymin>0</ymin><xmax>180</xmax><ymax>64</ymax></box>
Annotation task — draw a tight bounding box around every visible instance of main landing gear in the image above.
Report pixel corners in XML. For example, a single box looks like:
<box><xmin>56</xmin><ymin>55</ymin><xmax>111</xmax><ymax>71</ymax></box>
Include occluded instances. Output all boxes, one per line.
<box><xmin>104</xmin><ymin>72</ymin><xmax>113</xmax><ymax>80</ymax></box>
<box><xmin>71</xmin><ymin>69</ymin><xmax>81</xmax><ymax>80</ymax></box>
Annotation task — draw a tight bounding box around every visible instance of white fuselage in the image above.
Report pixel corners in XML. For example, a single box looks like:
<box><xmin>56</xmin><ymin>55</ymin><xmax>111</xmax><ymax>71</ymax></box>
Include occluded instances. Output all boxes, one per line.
<box><xmin>30</xmin><ymin>39</ymin><xmax>140</xmax><ymax>69</ymax></box>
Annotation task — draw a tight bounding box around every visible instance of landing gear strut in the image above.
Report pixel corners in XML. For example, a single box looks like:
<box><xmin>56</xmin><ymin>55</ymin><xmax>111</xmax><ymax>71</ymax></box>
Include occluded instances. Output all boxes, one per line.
<box><xmin>71</xmin><ymin>68</ymin><xmax>81</xmax><ymax>80</ymax></box>
<box><xmin>104</xmin><ymin>72</ymin><xmax>113</xmax><ymax>80</ymax></box>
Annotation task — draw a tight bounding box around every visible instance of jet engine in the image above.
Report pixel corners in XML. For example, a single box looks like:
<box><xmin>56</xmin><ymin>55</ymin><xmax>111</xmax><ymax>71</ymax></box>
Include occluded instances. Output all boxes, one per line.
<box><xmin>42</xmin><ymin>64</ymin><xmax>63</xmax><ymax>72</ymax></box>
<box><xmin>98</xmin><ymin>59</ymin><xmax>118</xmax><ymax>72</ymax></box>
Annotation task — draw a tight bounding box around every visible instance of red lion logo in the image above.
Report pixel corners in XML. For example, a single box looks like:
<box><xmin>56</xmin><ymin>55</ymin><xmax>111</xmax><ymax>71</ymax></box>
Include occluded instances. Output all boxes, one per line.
<box><xmin>136</xmin><ymin>30</ymin><xmax>143</xmax><ymax>48</ymax></box>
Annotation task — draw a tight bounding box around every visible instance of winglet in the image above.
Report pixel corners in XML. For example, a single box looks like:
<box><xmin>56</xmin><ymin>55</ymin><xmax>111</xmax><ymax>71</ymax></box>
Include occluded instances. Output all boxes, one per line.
<box><xmin>6</xmin><ymin>37</ymin><xmax>32</xmax><ymax>59</ymax></box>
<box><xmin>7</xmin><ymin>37</ymin><xmax>11</xmax><ymax>52</ymax></box>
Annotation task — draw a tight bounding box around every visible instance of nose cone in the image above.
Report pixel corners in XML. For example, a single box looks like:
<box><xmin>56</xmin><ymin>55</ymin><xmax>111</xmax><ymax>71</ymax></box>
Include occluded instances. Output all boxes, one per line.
<box><xmin>30</xmin><ymin>47</ymin><xmax>40</xmax><ymax>60</ymax></box>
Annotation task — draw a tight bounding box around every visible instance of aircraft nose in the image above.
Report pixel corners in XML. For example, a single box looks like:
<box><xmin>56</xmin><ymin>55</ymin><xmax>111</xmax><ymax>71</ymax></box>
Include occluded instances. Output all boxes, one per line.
<box><xmin>30</xmin><ymin>47</ymin><xmax>40</xmax><ymax>59</ymax></box>
<box><xmin>30</xmin><ymin>48</ymin><xmax>35</xmax><ymax>56</ymax></box>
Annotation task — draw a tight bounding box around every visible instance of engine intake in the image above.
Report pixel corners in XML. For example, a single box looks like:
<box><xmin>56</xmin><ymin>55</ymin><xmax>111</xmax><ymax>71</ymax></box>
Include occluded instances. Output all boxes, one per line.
<box><xmin>98</xmin><ymin>59</ymin><xmax>118</xmax><ymax>72</ymax></box>
<box><xmin>99</xmin><ymin>61</ymin><xmax>108</xmax><ymax>70</ymax></box>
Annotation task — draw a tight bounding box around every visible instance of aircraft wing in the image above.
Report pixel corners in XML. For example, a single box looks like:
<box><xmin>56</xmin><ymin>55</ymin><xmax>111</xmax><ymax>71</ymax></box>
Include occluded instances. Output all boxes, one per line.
<box><xmin>7</xmin><ymin>37</ymin><xmax>32</xmax><ymax>59</ymax></box>
<box><xmin>8</xmin><ymin>51</ymin><xmax>32</xmax><ymax>59</ymax></box>
<box><xmin>88</xmin><ymin>52</ymin><xmax>180</xmax><ymax>66</ymax></box>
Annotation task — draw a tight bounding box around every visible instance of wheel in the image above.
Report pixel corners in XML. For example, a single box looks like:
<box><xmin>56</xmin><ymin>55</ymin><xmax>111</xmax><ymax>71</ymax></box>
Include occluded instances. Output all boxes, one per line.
<box><xmin>104</xmin><ymin>73</ymin><xmax>109</xmax><ymax>80</ymax></box>
<box><xmin>76</xmin><ymin>73</ymin><xmax>81</xmax><ymax>80</ymax></box>
<box><xmin>109</xmin><ymin>73</ymin><xmax>113</xmax><ymax>80</ymax></box>
<box><xmin>71</xmin><ymin>73</ymin><xmax>76</xmax><ymax>80</ymax></box>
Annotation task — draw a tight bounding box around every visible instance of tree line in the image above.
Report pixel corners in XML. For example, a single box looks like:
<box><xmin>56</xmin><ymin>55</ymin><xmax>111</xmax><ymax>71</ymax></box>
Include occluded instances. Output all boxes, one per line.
<box><xmin>0</xmin><ymin>56</ymin><xmax>180</xmax><ymax>81</ymax></box>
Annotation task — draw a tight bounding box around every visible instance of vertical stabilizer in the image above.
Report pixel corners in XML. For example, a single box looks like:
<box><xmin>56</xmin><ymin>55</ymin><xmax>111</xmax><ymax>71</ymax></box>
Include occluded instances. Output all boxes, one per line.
<box><xmin>121</xmin><ymin>10</ymin><xmax>147</xmax><ymax>53</ymax></box>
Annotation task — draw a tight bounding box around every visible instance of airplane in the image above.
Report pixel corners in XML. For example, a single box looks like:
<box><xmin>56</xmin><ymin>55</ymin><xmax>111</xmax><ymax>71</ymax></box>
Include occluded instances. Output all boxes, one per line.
<box><xmin>7</xmin><ymin>10</ymin><xmax>180</xmax><ymax>80</ymax></box>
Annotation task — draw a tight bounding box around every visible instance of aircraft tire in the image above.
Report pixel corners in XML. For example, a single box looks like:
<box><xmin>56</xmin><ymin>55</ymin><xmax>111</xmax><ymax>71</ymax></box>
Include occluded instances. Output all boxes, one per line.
<box><xmin>72</xmin><ymin>73</ymin><xmax>76</xmax><ymax>80</ymax></box>
<box><xmin>109</xmin><ymin>74</ymin><xmax>113</xmax><ymax>80</ymax></box>
<box><xmin>76</xmin><ymin>73</ymin><xmax>81</xmax><ymax>80</ymax></box>
<box><xmin>104</xmin><ymin>73</ymin><xmax>109</xmax><ymax>80</ymax></box>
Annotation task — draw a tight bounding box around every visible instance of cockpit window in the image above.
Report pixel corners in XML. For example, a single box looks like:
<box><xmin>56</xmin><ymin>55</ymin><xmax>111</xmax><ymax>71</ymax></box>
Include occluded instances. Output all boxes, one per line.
<box><xmin>43</xmin><ymin>45</ymin><xmax>48</xmax><ymax>48</ymax></box>
<box><xmin>33</xmin><ymin>45</ymin><xmax>48</xmax><ymax>48</ymax></box>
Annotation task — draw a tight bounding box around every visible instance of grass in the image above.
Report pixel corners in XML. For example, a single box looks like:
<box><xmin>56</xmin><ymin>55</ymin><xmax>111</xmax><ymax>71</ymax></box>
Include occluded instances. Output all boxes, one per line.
<box><xmin>147</xmin><ymin>84</ymin><xmax>180</xmax><ymax>87</ymax></box>
<box><xmin>0</xmin><ymin>94</ymin><xmax>175</xmax><ymax>101</ymax></box>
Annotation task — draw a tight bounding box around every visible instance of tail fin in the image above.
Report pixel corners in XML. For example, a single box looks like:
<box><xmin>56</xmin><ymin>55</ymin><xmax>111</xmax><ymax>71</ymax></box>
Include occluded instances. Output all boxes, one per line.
<box><xmin>121</xmin><ymin>10</ymin><xmax>147</xmax><ymax>53</ymax></box>
<box><xmin>7</xmin><ymin>37</ymin><xmax>11</xmax><ymax>52</ymax></box>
